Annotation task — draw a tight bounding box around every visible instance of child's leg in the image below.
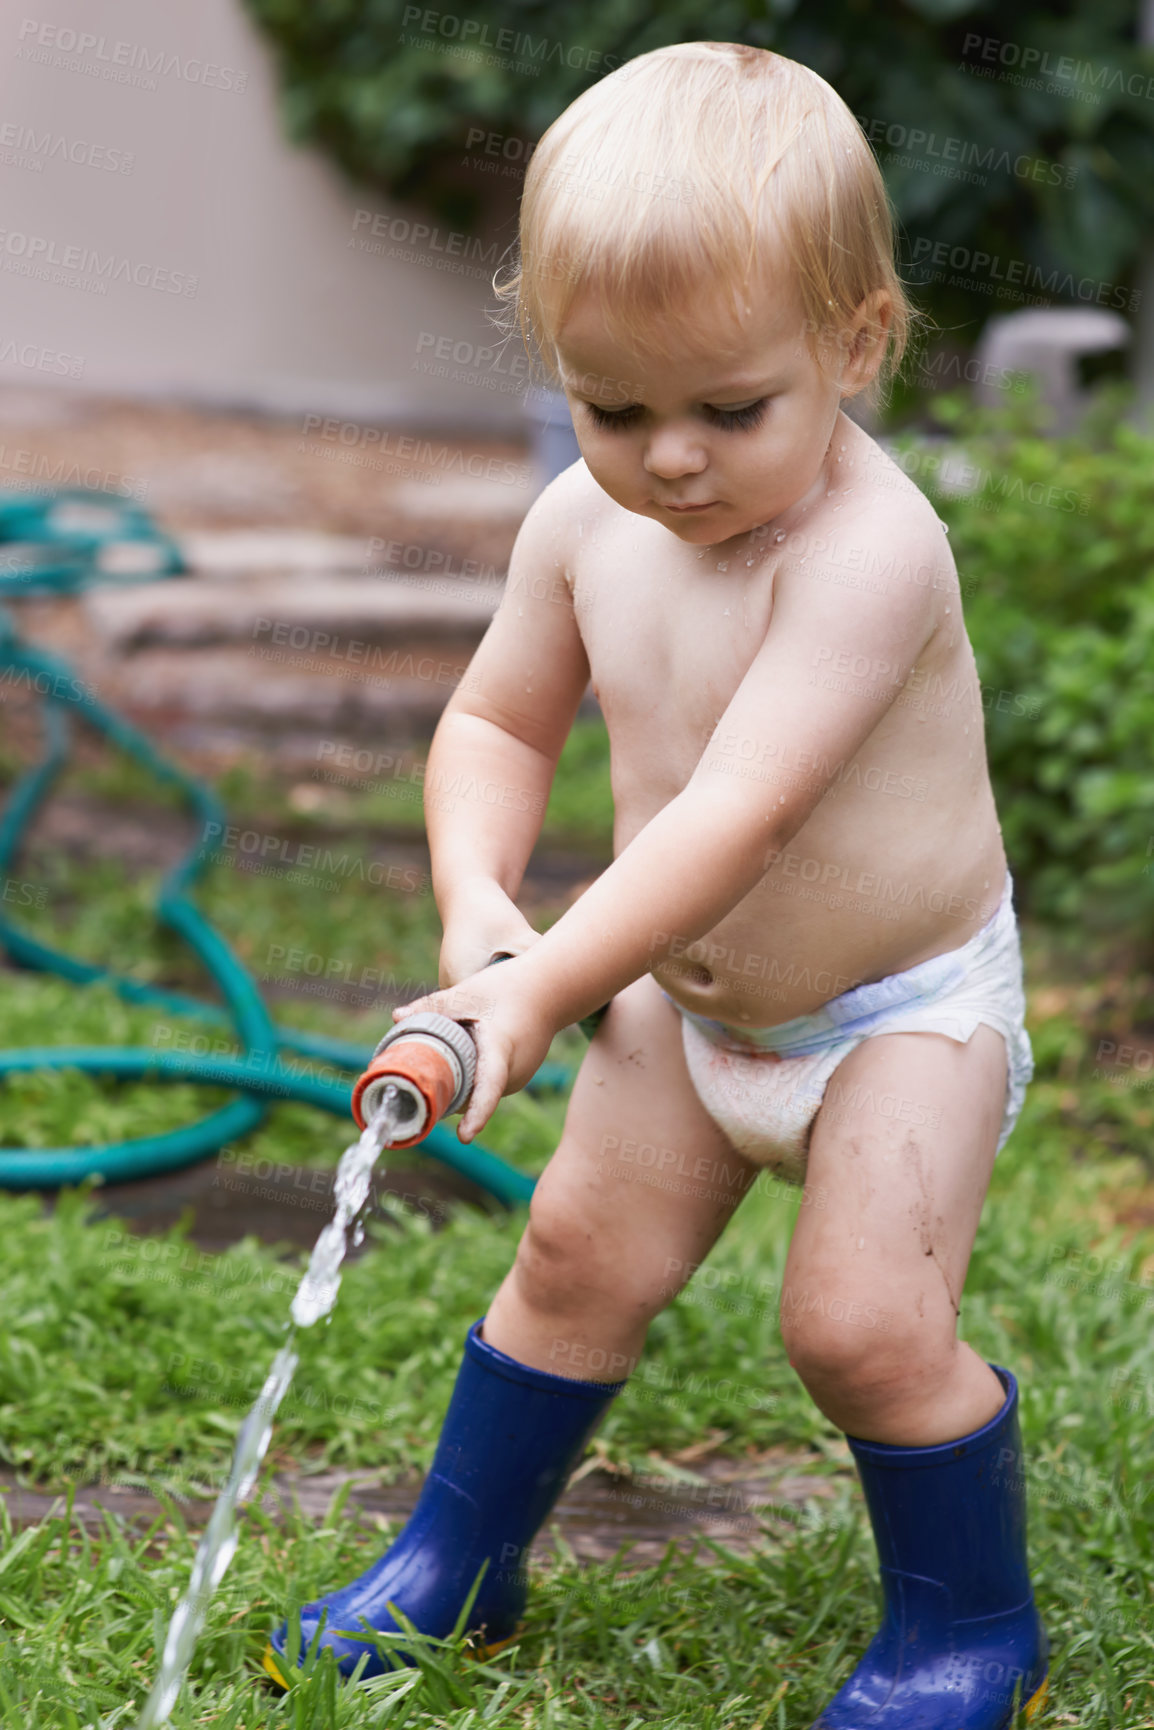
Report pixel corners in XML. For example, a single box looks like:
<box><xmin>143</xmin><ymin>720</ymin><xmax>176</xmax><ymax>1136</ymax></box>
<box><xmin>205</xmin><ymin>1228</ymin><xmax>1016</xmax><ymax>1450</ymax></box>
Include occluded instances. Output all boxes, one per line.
<box><xmin>484</xmin><ymin>970</ymin><xmax>761</xmax><ymax>1374</ymax></box>
<box><xmin>267</xmin><ymin>973</ymin><xmax>758</xmax><ymax>1685</ymax></box>
<box><xmin>781</xmin><ymin>1023</ymin><xmax>1008</xmax><ymax>1445</ymax></box>
<box><xmin>788</xmin><ymin>1026</ymin><xmax>1049</xmax><ymax>1728</ymax></box>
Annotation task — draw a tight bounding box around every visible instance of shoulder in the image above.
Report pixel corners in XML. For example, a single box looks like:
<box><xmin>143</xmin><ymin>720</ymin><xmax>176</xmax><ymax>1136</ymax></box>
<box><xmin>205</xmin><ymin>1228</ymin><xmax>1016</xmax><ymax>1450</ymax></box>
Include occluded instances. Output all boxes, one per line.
<box><xmin>776</xmin><ymin>424</ymin><xmax>957</xmax><ymax>633</ymax></box>
<box><xmin>511</xmin><ymin>457</ymin><xmax>617</xmax><ymax>572</ymax></box>
<box><xmin>844</xmin><ymin>421</ymin><xmax>958</xmax><ymax>587</ymax></box>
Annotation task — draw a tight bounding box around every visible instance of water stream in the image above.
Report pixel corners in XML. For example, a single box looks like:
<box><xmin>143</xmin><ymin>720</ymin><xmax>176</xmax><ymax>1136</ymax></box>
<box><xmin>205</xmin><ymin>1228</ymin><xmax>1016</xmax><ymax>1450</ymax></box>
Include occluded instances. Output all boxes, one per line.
<box><xmin>133</xmin><ymin>1085</ymin><xmax>410</xmax><ymax>1728</ymax></box>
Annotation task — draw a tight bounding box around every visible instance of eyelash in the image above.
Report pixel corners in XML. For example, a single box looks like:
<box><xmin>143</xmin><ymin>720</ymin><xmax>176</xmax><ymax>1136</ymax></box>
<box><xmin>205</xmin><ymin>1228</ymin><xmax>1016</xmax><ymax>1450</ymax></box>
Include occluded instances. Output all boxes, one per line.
<box><xmin>583</xmin><ymin>398</ymin><xmax>769</xmax><ymax>433</ymax></box>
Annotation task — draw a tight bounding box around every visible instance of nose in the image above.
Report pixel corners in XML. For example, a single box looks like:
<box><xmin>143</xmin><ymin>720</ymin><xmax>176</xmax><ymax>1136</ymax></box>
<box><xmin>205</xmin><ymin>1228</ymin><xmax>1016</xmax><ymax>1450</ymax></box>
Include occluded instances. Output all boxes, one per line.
<box><xmin>642</xmin><ymin>422</ymin><xmax>708</xmax><ymax>480</ymax></box>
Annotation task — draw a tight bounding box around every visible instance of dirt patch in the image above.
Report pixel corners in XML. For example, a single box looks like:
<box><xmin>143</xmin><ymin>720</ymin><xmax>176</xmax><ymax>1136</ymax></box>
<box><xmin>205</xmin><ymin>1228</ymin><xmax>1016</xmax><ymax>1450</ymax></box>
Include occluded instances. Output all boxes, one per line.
<box><xmin>0</xmin><ymin>1443</ymin><xmax>844</xmax><ymax>1565</ymax></box>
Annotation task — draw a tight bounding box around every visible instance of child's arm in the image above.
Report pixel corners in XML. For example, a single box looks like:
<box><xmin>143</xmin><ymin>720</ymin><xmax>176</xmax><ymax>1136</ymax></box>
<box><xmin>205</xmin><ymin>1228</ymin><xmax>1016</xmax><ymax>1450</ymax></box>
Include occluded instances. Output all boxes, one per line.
<box><xmin>422</xmin><ymin>472</ymin><xmax>592</xmax><ymax>986</ymax></box>
<box><xmin>399</xmin><ymin>504</ymin><xmax>952</xmax><ymax>1138</ymax></box>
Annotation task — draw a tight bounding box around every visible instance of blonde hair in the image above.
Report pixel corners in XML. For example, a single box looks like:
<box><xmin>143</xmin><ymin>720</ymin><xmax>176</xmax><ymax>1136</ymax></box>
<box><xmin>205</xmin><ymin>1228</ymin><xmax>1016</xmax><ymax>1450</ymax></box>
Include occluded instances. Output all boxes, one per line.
<box><xmin>494</xmin><ymin>41</ymin><xmax>918</xmax><ymax>409</ymax></box>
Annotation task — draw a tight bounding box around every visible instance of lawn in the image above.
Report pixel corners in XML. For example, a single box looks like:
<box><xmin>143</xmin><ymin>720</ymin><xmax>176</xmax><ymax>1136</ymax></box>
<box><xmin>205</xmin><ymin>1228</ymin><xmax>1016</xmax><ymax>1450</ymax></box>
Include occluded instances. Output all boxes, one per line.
<box><xmin>0</xmin><ymin>709</ymin><xmax>1152</xmax><ymax>1726</ymax></box>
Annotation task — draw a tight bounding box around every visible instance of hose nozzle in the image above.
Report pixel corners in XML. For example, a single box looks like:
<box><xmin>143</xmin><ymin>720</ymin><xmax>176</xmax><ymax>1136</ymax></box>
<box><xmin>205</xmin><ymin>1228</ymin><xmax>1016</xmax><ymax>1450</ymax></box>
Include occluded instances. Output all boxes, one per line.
<box><xmin>351</xmin><ymin>1012</ymin><xmax>478</xmax><ymax>1148</ymax></box>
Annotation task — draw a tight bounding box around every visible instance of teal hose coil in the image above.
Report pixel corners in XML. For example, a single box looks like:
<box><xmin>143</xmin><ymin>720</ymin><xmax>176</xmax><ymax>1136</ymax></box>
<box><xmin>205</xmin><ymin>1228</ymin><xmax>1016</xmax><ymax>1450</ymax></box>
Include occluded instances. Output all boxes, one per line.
<box><xmin>0</xmin><ymin>490</ymin><xmax>551</xmax><ymax>1205</ymax></box>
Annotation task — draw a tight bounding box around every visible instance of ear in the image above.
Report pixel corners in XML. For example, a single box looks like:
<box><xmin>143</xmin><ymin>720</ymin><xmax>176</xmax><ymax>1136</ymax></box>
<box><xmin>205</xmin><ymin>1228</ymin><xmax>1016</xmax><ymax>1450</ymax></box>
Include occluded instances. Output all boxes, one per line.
<box><xmin>837</xmin><ymin>289</ymin><xmax>894</xmax><ymax>396</ymax></box>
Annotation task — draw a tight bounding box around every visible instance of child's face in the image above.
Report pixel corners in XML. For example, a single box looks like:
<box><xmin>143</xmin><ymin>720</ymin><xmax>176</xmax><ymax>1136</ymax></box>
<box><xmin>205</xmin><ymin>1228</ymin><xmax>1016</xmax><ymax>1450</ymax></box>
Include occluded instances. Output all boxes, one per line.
<box><xmin>554</xmin><ymin>275</ymin><xmax>852</xmax><ymax>551</ymax></box>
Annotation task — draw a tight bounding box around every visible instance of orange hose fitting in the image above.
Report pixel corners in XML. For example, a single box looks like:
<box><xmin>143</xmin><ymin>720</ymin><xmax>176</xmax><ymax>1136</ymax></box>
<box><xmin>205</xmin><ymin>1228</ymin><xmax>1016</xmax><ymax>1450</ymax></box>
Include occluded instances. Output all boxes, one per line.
<box><xmin>351</xmin><ymin>1036</ymin><xmax>458</xmax><ymax>1147</ymax></box>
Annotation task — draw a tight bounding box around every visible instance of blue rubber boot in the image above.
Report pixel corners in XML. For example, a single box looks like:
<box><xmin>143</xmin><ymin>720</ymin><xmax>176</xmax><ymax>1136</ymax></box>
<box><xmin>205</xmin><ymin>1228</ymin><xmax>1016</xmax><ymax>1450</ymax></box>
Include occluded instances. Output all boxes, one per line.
<box><xmin>265</xmin><ymin>1318</ymin><xmax>623</xmax><ymax>1684</ymax></box>
<box><xmin>813</xmin><ymin>1365</ymin><xmax>1049</xmax><ymax>1728</ymax></box>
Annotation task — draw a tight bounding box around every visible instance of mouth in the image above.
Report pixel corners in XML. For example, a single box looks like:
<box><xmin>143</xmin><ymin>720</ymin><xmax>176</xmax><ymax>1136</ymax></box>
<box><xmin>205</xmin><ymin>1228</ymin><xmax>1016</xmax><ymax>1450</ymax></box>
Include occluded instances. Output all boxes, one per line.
<box><xmin>659</xmin><ymin>500</ymin><xmax>718</xmax><ymax>514</ymax></box>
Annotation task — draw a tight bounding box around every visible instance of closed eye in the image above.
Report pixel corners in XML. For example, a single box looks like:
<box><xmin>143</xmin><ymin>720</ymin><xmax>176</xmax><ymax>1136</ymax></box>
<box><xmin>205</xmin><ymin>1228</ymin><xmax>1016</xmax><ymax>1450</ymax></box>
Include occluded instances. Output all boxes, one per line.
<box><xmin>582</xmin><ymin>401</ymin><xmax>643</xmax><ymax>430</ymax></box>
<box><xmin>581</xmin><ymin>398</ymin><xmax>769</xmax><ymax>432</ymax></box>
<box><xmin>703</xmin><ymin>398</ymin><xmax>768</xmax><ymax>431</ymax></box>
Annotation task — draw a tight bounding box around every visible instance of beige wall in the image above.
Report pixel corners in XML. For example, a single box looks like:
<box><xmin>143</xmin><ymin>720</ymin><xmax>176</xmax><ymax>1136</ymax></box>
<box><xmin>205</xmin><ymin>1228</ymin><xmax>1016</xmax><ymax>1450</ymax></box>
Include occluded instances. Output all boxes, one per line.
<box><xmin>1</xmin><ymin>0</ymin><xmax>528</xmax><ymax>429</ymax></box>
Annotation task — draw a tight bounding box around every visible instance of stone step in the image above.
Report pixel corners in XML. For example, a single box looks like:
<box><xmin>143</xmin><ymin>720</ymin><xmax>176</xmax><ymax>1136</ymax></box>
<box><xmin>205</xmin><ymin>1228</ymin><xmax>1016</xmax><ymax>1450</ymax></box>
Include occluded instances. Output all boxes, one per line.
<box><xmin>89</xmin><ymin>643</ymin><xmax>481</xmax><ymax>730</ymax></box>
<box><xmin>83</xmin><ymin>572</ymin><xmax>501</xmax><ymax>653</ymax></box>
<box><xmin>388</xmin><ymin>475</ymin><xmax>534</xmax><ymax>521</ymax></box>
<box><xmin>176</xmin><ymin>529</ymin><xmax>374</xmax><ymax>574</ymax></box>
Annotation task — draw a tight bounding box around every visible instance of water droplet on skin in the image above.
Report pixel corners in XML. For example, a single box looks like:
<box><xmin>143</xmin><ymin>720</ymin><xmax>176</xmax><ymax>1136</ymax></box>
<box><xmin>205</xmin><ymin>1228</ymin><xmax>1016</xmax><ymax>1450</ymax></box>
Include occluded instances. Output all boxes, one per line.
<box><xmin>774</xmin><ymin>530</ymin><xmax>786</xmax><ymax>543</ymax></box>
<box><xmin>745</xmin><ymin>558</ymin><xmax>754</xmax><ymax>567</ymax></box>
<box><xmin>717</xmin><ymin>562</ymin><xmax>728</xmax><ymax>572</ymax></box>
<box><xmin>944</xmin><ymin>608</ymin><xmax>951</xmax><ymax>615</ymax></box>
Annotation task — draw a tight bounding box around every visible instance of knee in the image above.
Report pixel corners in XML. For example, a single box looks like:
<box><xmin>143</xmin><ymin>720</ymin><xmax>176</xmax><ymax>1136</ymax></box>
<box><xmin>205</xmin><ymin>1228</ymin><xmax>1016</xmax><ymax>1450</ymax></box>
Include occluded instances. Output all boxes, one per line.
<box><xmin>780</xmin><ymin>1286</ymin><xmax>948</xmax><ymax>1422</ymax></box>
<box><xmin>511</xmin><ymin>1186</ymin><xmax>672</xmax><ymax>1321</ymax></box>
<box><xmin>512</xmin><ymin>1197</ymin><xmax>589</xmax><ymax>1312</ymax></box>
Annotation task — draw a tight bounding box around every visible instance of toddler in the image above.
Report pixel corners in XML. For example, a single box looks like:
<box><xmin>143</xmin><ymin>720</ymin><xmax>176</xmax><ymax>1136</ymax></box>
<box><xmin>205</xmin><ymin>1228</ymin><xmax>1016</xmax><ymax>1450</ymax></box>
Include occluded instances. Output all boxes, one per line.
<box><xmin>267</xmin><ymin>41</ymin><xmax>1048</xmax><ymax>1728</ymax></box>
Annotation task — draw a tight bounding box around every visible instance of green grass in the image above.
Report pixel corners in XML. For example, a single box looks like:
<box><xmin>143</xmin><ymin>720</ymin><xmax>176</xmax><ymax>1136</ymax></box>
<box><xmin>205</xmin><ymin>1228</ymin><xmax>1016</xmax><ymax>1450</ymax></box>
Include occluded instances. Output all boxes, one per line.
<box><xmin>24</xmin><ymin>715</ymin><xmax>617</xmax><ymax>853</ymax></box>
<box><xmin>0</xmin><ymin>954</ymin><xmax>1151</xmax><ymax>1721</ymax></box>
<box><xmin>221</xmin><ymin>716</ymin><xmax>616</xmax><ymax>850</ymax></box>
<box><xmin>1</xmin><ymin>734</ymin><xmax>1153</xmax><ymax>1722</ymax></box>
<box><xmin>0</xmin><ymin>1482</ymin><xmax>931</xmax><ymax>1727</ymax></box>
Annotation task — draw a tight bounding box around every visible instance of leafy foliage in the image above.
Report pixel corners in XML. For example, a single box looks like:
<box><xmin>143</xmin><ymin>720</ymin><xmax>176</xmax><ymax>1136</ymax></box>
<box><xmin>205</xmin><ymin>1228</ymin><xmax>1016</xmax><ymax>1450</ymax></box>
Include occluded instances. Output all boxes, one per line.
<box><xmin>908</xmin><ymin>387</ymin><xmax>1154</xmax><ymax>936</ymax></box>
<box><xmin>240</xmin><ymin>0</ymin><xmax>1154</xmax><ymax>342</ymax></box>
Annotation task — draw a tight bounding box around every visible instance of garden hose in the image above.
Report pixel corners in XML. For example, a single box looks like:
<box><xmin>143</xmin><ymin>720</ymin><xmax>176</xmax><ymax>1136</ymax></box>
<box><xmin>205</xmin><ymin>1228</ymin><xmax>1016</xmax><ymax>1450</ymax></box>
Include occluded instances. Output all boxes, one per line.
<box><xmin>0</xmin><ymin>489</ymin><xmax>554</xmax><ymax>1205</ymax></box>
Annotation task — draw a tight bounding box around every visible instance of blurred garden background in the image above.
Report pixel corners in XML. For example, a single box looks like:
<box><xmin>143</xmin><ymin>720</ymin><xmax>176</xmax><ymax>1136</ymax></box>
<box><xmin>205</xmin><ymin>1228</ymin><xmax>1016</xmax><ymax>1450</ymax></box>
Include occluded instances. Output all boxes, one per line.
<box><xmin>1</xmin><ymin>0</ymin><xmax>1153</xmax><ymax>1724</ymax></box>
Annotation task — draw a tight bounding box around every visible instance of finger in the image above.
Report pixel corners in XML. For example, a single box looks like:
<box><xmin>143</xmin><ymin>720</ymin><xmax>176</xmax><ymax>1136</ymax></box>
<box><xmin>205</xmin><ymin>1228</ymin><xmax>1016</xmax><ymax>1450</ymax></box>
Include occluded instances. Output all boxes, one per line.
<box><xmin>457</xmin><ymin>1055</ymin><xmax>507</xmax><ymax>1142</ymax></box>
<box><xmin>457</xmin><ymin>1081</ymin><xmax>496</xmax><ymax>1141</ymax></box>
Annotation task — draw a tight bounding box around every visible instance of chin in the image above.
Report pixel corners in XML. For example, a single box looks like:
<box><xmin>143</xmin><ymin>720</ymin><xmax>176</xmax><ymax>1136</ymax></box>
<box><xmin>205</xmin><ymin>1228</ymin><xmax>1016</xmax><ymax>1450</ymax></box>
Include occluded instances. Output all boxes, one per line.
<box><xmin>668</xmin><ymin>520</ymin><xmax>720</xmax><ymax>543</ymax></box>
<box><xmin>651</xmin><ymin>509</ymin><xmax>729</xmax><ymax>543</ymax></box>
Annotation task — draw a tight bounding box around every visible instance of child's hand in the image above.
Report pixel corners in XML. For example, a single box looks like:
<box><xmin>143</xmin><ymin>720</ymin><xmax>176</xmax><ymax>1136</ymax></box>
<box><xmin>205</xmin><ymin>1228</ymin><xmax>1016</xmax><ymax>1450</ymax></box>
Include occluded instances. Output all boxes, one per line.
<box><xmin>437</xmin><ymin>879</ymin><xmax>540</xmax><ymax>988</ymax></box>
<box><xmin>391</xmin><ymin>956</ymin><xmax>555</xmax><ymax>1142</ymax></box>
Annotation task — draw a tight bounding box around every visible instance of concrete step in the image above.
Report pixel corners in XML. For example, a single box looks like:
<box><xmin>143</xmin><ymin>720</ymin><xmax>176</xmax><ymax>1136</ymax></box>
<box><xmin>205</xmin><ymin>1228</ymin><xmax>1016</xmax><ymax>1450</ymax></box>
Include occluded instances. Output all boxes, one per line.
<box><xmin>176</xmin><ymin>529</ymin><xmax>374</xmax><ymax>573</ymax></box>
<box><xmin>88</xmin><ymin>643</ymin><xmax>482</xmax><ymax>729</ymax></box>
<box><xmin>83</xmin><ymin>572</ymin><xmax>501</xmax><ymax>653</ymax></box>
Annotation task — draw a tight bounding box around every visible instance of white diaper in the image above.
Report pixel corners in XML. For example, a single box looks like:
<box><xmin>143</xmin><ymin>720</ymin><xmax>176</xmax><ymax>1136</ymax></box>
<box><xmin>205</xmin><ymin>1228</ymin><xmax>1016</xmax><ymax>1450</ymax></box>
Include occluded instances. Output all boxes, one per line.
<box><xmin>665</xmin><ymin>870</ymin><xmax>1033</xmax><ymax>1183</ymax></box>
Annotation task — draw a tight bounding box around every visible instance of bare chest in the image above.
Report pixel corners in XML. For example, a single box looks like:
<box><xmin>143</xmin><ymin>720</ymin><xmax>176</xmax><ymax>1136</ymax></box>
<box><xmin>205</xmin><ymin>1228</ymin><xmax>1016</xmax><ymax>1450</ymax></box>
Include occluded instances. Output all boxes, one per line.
<box><xmin>573</xmin><ymin>531</ymin><xmax>780</xmax><ymax>776</ymax></box>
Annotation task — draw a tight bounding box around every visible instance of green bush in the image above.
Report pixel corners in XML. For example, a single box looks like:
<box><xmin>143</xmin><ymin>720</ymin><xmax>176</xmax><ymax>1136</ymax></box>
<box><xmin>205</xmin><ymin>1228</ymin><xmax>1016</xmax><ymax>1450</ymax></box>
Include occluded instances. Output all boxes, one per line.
<box><xmin>241</xmin><ymin>0</ymin><xmax>1154</xmax><ymax>347</ymax></box>
<box><xmin>906</xmin><ymin>389</ymin><xmax>1154</xmax><ymax>937</ymax></box>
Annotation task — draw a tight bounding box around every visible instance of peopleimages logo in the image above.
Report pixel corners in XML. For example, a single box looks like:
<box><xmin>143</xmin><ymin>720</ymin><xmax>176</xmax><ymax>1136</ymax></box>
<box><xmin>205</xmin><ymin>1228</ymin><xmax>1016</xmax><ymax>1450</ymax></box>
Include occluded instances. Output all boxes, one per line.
<box><xmin>0</xmin><ymin>121</ymin><xmax>134</xmax><ymax>173</ymax></box>
<box><xmin>960</xmin><ymin>31</ymin><xmax>1154</xmax><ymax>102</ymax></box>
<box><xmin>907</xmin><ymin>238</ymin><xmax>1138</xmax><ymax>312</ymax></box>
<box><xmin>0</xmin><ymin>228</ymin><xmax>197</xmax><ymax>294</ymax></box>
<box><xmin>856</xmin><ymin>115</ymin><xmax>1074</xmax><ymax>188</ymax></box>
<box><xmin>16</xmin><ymin>20</ymin><xmax>249</xmax><ymax>91</ymax></box>
<box><xmin>399</xmin><ymin>7</ymin><xmax>620</xmax><ymax>74</ymax></box>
